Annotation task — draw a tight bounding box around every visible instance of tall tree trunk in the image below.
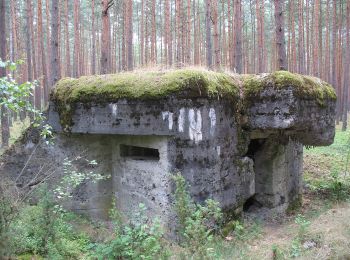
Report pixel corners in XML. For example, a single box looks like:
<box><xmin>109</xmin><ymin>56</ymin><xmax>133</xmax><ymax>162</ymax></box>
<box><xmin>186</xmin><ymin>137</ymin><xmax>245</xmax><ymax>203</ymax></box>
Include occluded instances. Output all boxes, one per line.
<box><xmin>91</xmin><ymin>0</ymin><xmax>96</xmax><ymax>74</ymax></box>
<box><xmin>127</xmin><ymin>0</ymin><xmax>133</xmax><ymax>70</ymax></box>
<box><xmin>205</xmin><ymin>0</ymin><xmax>212</xmax><ymax>69</ymax></box>
<box><xmin>101</xmin><ymin>0</ymin><xmax>113</xmax><ymax>74</ymax></box>
<box><xmin>274</xmin><ymin>0</ymin><xmax>287</xmax><ymax>70</ymax></box>
<box><xmin>227</xmin><ymin>0</ymin><xmax>232</xmax><ymax>69</ymax></box>
<box><xmin>212</xmin><ymin>0</ymin><xmax>220</xmax><ymax>70</ymax></box>
<box><xmin>313</xmin><ymin>0</ymin><xmax>320</xmax><ymax>76</ymax></box>
<box><xmin>290</xmin><ymin>0</ymin><xmax>296</xmax><ymax>72</ymax></box>
<box><xmin>50</xmin><ymin>0</ymin><xmax>61</xmax><ymax>87</ymax></box>
<box><xmin>73</xmin><ymin>0</ymin><xmax>81</xmax><ymax>77</ymax></box>
<box><xmin>324</xmin><ymin>0</ymin><xmax>331</xmax><ymax>81</ymax></box>
<box><xmin>151</xmin><ymin>0</ymin><xmax>157</xmax><ymax>64</ymax></box>
<box><xmin>257</xmin><ymin>0</ymin><xmax>265</xmax><ymax>72</ymax></box>
<box><xmin>234</xmin><ymin>0</ymin><xmax>243</xmax><ymax>73</ymax></box>
<box><xmin>37</xmin><ymin>0</ymin><xmax>45</xmax><ymax>109</ymax></box>
<box><xmin>298</xmin><ymin>0</ymin><xmax>305</xmax><ymax>74</ymax></box>
<box><xmin>186</xmin><ymin>0</ymin><xmax>191</xmax><ymax>64</ymax></box>
<box><xmin>25</xmin><ymin>0</ymin><xmax>34</xmax><ymax>121</ymax></box>
<box><xmin>140</xmin><ymin>0</ymin><xmax>145</xmax><ymax>66</ymax></box>
<box><xmin>165</xmin><ymin>0</ymin><xmax>170</xmax><ymax>65</ymax></box>
<box><xmin>342</xmin><ymin>0</ymin><xmax>350</xmax><ymax>130</ymax></box>
<box><xmin>0</xmin><ymin>0</ymin><xmax>9</xmax><ymax>147</ymax></box>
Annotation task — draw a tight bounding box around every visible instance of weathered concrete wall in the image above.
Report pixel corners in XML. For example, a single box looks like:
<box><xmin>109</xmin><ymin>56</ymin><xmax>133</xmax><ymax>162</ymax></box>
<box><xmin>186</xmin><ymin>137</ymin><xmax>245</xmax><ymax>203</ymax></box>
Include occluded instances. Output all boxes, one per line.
<box><xmin>251</xmin><ymin>138</ymin><xmax>303</xmax><ymax>209</ymax></box>
<box><xmin>0</xmin><ymin>70</ymin><xmax>337</xmax><ymax>233</ymax></box>
<box><xmin>246</xmin><ymin>87</ymin><xmax>335</xmax><ymax>145</ymax></box>
<box><xmin>47</xmin><ymin>97</ymin><xmax>254</xmax><ymax>227</ymax></box>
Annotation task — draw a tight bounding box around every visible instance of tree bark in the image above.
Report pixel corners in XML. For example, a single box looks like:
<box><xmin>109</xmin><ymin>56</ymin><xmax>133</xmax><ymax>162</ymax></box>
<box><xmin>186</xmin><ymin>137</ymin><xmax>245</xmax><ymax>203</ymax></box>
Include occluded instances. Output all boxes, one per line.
<box><xmin>127</xmin><ymin>0</ymin><xmax>133</xmax><ymax>70</ymax></box>
<box><xmin>342</xmin><ymin>0</ymin><xmax>350</xmax><ymax>131</ymax></box>
<box><xmin>212</xmin><ymin>0</ymin><xmax>220</xmax><ymax>70</ymax></box>
<box><xmin>0</xmin><ymin>0</ymin><xmax>9</xmax><ymax>147</ymax></box>
<box><xmin>91</xmin><ymin>0</ymin><xmax>96</xmax><ymax>74</ymax></box>
<box><xmin>234</xmin><ymin>0</ymin><xmax>243</xmax><ymax>73</ymax></box>
<box><xmin>37</xmin><ymin>0</ymin><xmax>45</xmax><ymax>108</ymax></box>
<box><xmin>50</xmin><ymin>0</ymin><xmax>61</xmax><ymax>87</ymax></box>
<box><xmin>274</xmin><ymin>0</ymin><xmax>287</xmax><ymax>71</ymax></box>
<box><xmin>101</xmin><ymin>0</ymin><xmax>113</xmax><ymax>74</ymax></box>
<box><xmin>313</xmin><ymin>0</ymin><xmax>320</xmax><ymax>76</ymax></box>
<box><xmin>205</xmin><ymin>0</ymin><xmax>212</xmax><ymax>69</ymax></box>
<box><xmin>73</xmin><ymin>0</ymin><xmax>81</xmax><ymax>77</ymax></box>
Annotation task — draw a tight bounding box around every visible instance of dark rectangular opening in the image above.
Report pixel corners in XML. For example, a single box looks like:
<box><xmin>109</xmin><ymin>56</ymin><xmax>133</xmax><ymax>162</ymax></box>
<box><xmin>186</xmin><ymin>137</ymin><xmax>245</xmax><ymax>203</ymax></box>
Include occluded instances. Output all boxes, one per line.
<box><xmin>120</xmin><ymin>144</ymin><xmax>160</xmax><ymax>161</ymax></box>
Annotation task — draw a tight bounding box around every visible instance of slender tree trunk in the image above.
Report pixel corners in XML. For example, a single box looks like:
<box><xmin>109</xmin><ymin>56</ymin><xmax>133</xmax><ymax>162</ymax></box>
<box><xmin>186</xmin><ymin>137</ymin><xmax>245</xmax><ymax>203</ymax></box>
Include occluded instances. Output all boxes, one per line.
<box><xmin>298</xmin><ymin>0</ymin><xmax>305</xmax><ymax>74</ymax></box>
<box><xmin>101</xmin><ymin>0</ymin><xmax>113</xmax><ymax>74</ymax></box>
<box><xmin>205</xmin><ymin>0</ymin><xmax>212</xmax><ymax>69</ymax></box>
<box><xmin>127</xmin><ymin>0</ymin><xmax>133</xmax><ymax>70</ymax></box>
<box><xmin>290</xmin><ymin>0</ymin><xmax>296</xmax><ymax>72</ymax></box>
<box><xmin>274</xmin><ymin>0</ymin><xmax>287</xmax><ymax>70</ymax></box>
<box><xmin>0</xmin><ymin>0</ymin><xmax>9</xmax><ymax>147</ymax></box>
<box><xmin>37</xmin><ymin>0</ymin><xmax>45</xmax><ymax>109</ymax></box>
<box><xmin>227</xmin><ymin>0</ymin><xmax>232</xmax><ymax>69</ymax></box>
<box><xmin>234</xmin><ymin>0</ymin><xmax>243</xmax><ymax>73</ymax></box>
<box><xmin>212</xmin><ymin>0</ymin><xmax>220</xmax><ymax>70</ymax></box>
<box><xmin>164</xmin><ymin>0</ymin><xmax>170</xmax><ymax>65</ymax></box>
<box><xmin>151</xmin><ymin>0</ymin><xmax>157</xmax><ymax>64</ymax></box>
<box><xmin>342</xmin><ymin>0</ymin><xmax>350</xmax><ymax>129</ymax></box>
<box><xmin>186</xmin><ymin>0</ymin><xmax>191</xmax><ymax>64</ymax></box>
<box><xmin>50</xmin><ymin>0</ymin><xmax>61</xmax><ymax>87</ymax></box>
<box><xmin>324</xmin><ymin>0</ymin><xmax>331</xmax><ymax>81</ymax></box>
<box><xmin>91</xmin><ymin>0</ymin><xmax>96</xmax><ymax>74</ymax></box>
<box><xmin>140</xmin><ymin>0</ymin><xmax>145</xmax><ymax>66</ymax></box>
<box><xmin>25</xmin><ymin>0</ymin><xmax>34</xmax><ymax>121</ymax></box>
<box><xmin>73</xmin><ymin>0</ymin><xmax>81</xmax><ymax>77</ymax></box>
<box><xmin>257</xmin><ymin>0</ymin><xmax>265</xmax><ymax>72</ymax></box>
<box><xmin>313</xmin><ymin>0</ymin><xmax>320</xmax><ymax>76</ymax></box>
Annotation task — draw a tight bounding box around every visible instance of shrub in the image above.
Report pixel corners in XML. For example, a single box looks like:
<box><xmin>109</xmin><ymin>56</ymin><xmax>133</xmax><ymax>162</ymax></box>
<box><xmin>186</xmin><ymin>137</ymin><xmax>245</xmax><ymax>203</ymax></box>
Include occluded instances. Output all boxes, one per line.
<box><xmin>8</xmin><ymin>188</ymin><xmax>91</xmax><ymax>259</ymax></box>
<box><xmin>172</xmin><ymin>173</ymin><xmax>223</xmax><ymax>257</ymax></box>
<box><xmin>92</xmin><ymin>202</ymin><xmax>167</xmax><ymax>260</ymax></box>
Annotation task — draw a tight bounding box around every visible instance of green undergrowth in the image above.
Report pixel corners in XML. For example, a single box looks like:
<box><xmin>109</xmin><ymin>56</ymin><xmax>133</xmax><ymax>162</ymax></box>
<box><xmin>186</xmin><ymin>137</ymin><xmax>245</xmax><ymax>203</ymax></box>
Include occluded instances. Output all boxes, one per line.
<box><xmin>242</xmin><ymin>71</ymin><xmax>336</xmax><ymax>106</ymax></box>
<box><xmin>304</xmin><ymin>126</ymin><xmax>350</xmax><ymax>200</ymax></box>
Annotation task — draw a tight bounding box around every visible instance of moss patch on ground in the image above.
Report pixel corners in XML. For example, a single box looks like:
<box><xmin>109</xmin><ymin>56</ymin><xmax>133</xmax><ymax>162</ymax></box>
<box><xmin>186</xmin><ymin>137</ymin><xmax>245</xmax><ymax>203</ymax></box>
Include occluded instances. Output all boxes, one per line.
<box><xmin>242</xmin><ymin>71</ymin><xmax>337</xmax><ymax>105</ymax></box>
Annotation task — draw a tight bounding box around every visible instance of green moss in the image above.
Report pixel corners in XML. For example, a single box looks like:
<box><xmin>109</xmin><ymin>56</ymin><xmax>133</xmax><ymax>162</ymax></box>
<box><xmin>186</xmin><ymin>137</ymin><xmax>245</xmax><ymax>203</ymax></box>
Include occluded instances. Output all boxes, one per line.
<box><xmin>286</xmin><ymin>194</ymin><xmax>303</xmax><ymax>213</ymax></box>
<box><xmin>51</xmin><ymin>69</ymin><xmax>337</xmax><ymax>129</ymax></box>
<box><xmin>242</xmin><ymin>71</ymin><xmax>337</xmax><ymax>106</ymax></box>
<box><xmin>51</xmin><ymin>69</ymin><xmax>240</xmax><ymax>129</ymax></box>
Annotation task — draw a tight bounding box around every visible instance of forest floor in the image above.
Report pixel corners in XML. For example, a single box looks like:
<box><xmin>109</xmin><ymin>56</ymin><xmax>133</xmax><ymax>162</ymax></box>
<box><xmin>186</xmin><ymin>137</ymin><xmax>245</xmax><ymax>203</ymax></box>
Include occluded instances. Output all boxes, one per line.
<box><xmin>207</xmin><ymin>125</ymin><xmax>350</xmax><ymax>259</ymax></box>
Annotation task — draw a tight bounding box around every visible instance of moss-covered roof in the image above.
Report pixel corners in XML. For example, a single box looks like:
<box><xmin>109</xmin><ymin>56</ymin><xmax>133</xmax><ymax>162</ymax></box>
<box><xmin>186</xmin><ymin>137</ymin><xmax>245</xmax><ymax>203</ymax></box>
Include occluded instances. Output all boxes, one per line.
<box><xmin>242</xmin><ymin>71</ymin><xmax>337</xmax><ymax>103</ymax></box>
<box><xmin>51</xmin><ymin>69</ymin><xmax>336</xmax><ymax>129</ymax></box>
<box><xmin>52</xmin><ymin>69</ymin><xmax>240</xmax><ymax>105</ymax></box>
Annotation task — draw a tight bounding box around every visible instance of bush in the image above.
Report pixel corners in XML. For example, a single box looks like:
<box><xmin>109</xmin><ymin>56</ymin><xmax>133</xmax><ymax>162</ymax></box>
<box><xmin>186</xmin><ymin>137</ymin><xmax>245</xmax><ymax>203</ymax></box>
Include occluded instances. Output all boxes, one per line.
<box><xmin>172</xmin><ymin>173</ymin><xmax>223</xmax><ymax>257</ymax></box>
<box><xmin>92</xmin><ymin>202</ymin><xmax>167</xmax><ymax>260</ymax></box>
<box><xmin>8</xmin><ymin>187</ymin><xmax>91</xmax><ymax>259</ymax></box>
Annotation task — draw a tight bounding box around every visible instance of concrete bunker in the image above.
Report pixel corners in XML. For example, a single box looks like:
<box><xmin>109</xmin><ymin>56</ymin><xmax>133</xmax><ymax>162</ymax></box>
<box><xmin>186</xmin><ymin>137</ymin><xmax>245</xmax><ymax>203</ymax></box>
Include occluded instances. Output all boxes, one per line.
<box><xmin>0</xmin><ymin>69</ymin><xmax>336</xmax><ymax>233</ymax></box>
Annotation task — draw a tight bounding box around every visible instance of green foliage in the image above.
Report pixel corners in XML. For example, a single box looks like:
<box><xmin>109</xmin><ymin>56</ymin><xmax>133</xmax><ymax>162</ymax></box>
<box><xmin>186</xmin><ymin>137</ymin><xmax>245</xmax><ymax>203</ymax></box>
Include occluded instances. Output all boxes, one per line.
<box><xmin>295</xmin><ymin>214</ymin><xmax>311</xmax><ymax>241</ymax></box>
<box><xmin>0</xmin><ymin>59</ymin><xmax>54</xmax><ymax>143</ymax></box>
<box><xmin>54</xmin><ymin>158</ymin><xmax>109</xmax><ymax>201</ymax></box>
<box><xmin>92</xmin><ymin>203</ymin><xmax>167</xmax><ymax>260</ymax></box>
<box><xmin>304</xmin><ymin>128</ymin><xmax>350</xmax><ymax>201</ymax></box>
<box><xmin>172</xmin><ymin>173</ymin><xmax>223</xmax><ymax>258</ymax></box>
<box><xmin>8</xmin><ymin>188</ymin><xmax>91</xmax><ymax>259</ymax></box>
<box><xmin>1</xmin><ymin>157</ymin><xmax>108</xmax><ymax>259</ymax></box>
<box><xmin>272</xmin><ymin>244</ymin><xmax>286</xmax><ymax>260</ymax></box>
<box><xmin>0</xmin><ymin>60</ymin><xmax>34</xmax><ymax>112</ymax></box>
